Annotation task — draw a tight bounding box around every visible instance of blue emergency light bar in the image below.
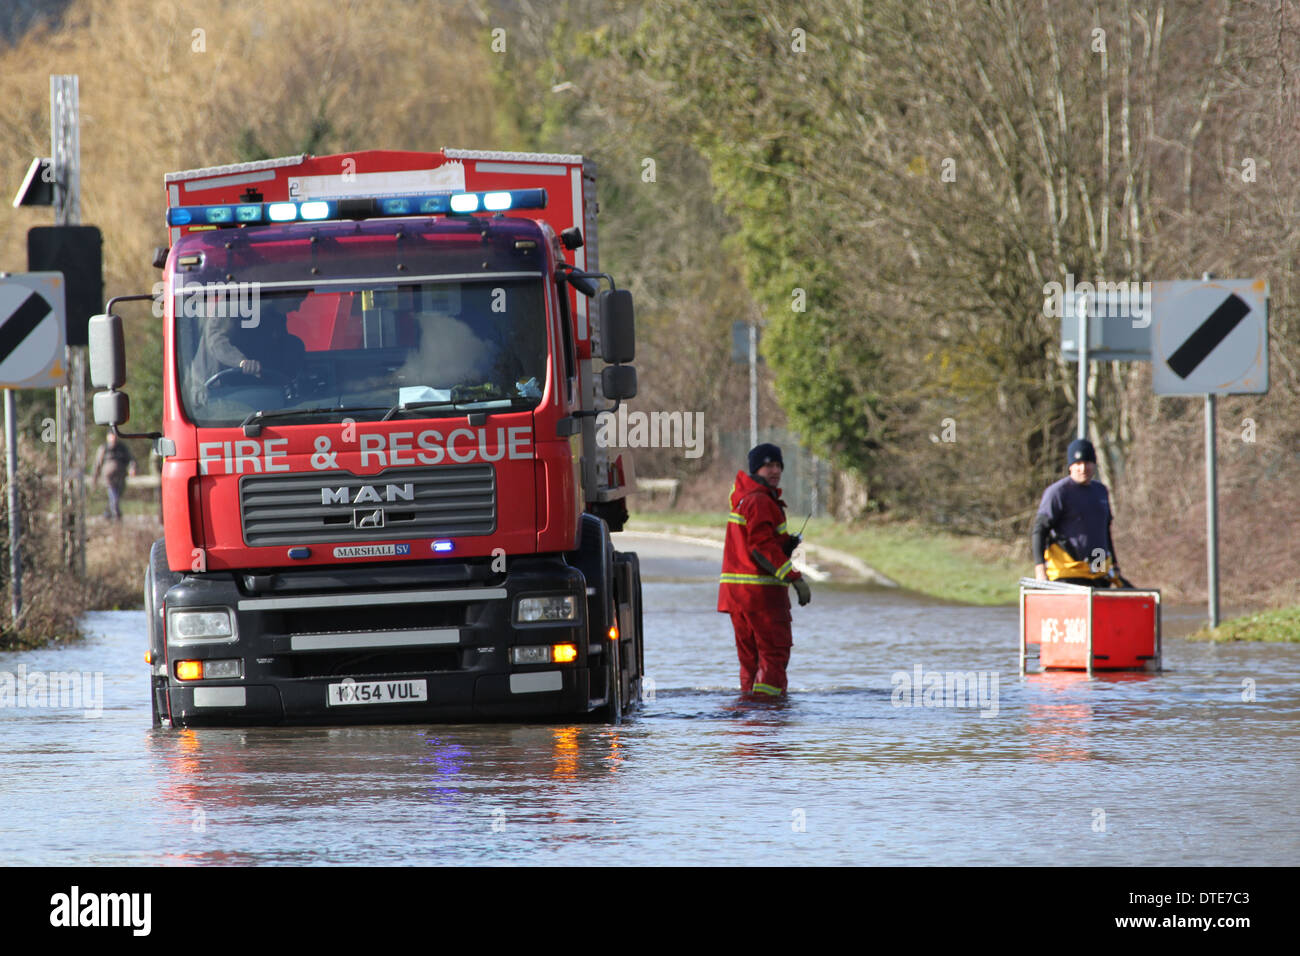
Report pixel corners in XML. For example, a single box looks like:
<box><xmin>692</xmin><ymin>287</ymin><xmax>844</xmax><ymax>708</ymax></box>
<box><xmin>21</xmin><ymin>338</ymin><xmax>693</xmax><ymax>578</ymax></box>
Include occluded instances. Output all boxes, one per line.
<box><xmin>166</xmin><ymin>188</ymin><xmax>548</xmax><ymax>228</ymax></box>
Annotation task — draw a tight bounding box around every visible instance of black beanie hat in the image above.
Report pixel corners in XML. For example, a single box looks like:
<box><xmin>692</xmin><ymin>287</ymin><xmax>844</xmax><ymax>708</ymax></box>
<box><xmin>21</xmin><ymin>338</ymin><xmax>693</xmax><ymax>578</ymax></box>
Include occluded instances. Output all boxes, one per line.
<box><xmin>1067</xmin><ymin>438</ymin><xmax>1097</xmax><ymax>466</ymax></box>
<box><xmin>748</xmin><ymin>442</ymin><xmax>784</xmax><ymax>474</ymax></box>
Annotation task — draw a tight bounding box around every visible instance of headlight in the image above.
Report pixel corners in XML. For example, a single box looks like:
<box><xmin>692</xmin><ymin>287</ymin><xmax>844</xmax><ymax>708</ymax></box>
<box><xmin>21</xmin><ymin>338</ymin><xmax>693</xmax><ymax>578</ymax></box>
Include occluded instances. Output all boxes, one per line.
<box><xmin>169</xmin><ymin>608</ymin><xmax>235</xmax><ymax>643</ymax></box>
<box><xmin>201</xmin><ymin>658</ymin><xmax>242</xmax><ymax>679</ymax></box>
<box><xmin>516</xmin><ymin>595</ymin><xmax>578</xmax><ymax>623</ymax></box>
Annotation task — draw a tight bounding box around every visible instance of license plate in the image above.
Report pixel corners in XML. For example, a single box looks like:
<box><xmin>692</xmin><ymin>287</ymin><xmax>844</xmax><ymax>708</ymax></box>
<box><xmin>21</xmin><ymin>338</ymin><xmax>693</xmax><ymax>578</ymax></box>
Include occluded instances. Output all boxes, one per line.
<box><xmin>326</xmin><ymin>679</ymin><xmax>428</xmax><ymax>706</ymax></box>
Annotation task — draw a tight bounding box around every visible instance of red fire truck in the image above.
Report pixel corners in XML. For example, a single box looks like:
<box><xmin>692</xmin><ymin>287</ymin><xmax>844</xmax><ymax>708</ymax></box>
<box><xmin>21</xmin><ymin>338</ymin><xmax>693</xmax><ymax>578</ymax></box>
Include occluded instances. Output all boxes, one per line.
<box><xmin>88</xmin><ymin>149</ymin><xmax>644</xmax><ymax>726</ymax></box>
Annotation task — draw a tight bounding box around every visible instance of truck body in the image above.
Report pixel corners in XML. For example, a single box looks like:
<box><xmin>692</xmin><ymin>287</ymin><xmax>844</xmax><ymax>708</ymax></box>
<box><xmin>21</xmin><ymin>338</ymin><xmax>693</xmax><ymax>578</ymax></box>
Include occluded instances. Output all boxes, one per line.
<box><xmin>92</xmin><ymin>149</ymin><xmax>644</xmax><ymax>726</ymax></box>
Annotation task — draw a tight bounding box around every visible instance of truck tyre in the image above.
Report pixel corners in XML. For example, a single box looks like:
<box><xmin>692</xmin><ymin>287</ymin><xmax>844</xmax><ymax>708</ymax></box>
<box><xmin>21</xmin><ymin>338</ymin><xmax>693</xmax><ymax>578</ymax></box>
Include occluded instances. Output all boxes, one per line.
<box><xmin>145</xmin><ymin>538</ymin><xmax>180</xmax><ymax>728</ymax></box>
<box><xmin>144</xmin><ymin>560</ymin><xmax>164</xmax><ymax>728</ymax></box>
<box><xmin>573</xmin><ymin>514</ymin><xmax>621</xmax><ymax>721</ymax></box>
<box><xmin>620</xmin><ymin>551</ymin><xmax>644</xmax><ymax>708</ymax></box>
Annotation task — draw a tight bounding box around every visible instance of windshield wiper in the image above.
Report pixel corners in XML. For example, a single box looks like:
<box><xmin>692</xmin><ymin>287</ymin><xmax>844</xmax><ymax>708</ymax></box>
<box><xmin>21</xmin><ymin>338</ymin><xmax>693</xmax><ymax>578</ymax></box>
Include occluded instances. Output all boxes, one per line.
<box><xmin>381</xmin><ymin>399</ymin><xmax>459</xmax><ymax>422</ymax></box>
<box><xmin>240</xmin><ymin>405</ymin><xmax>391</xmax><ymax>436</ymax></box>
<box><xmin>382</xmin><ymin>389</ymin><xmax>535</xmax><ymax>421</ymax></box>
<box><xmin>381</xmin><ymin>397</ymin><xmax>535</xmax><ymax>421</ymax></box>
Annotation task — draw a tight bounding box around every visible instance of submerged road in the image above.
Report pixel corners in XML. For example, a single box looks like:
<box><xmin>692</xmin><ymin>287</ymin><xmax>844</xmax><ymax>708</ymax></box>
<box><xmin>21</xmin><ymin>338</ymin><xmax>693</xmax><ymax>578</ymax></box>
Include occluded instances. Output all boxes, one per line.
<box><xmin>0</xmin><ymin>532</ymin><xmax>1296</xmax><ymax>865</ymax></box>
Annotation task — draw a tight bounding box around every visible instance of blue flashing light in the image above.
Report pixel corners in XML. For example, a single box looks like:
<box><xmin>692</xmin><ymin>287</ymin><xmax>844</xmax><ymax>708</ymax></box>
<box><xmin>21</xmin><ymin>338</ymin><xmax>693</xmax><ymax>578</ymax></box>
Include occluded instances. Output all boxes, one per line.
<box><xmin>449</xmin><ymin>193</ymin><xmax>480</xmax><ymax>214</ymax></box>
<box><xmin>300</xmin><ymin>200</ymin><xmax>332</xmax><ymax>220</ymax></box>
<box><xmin>267</xmin><ymin>202</ymin><xmax>298</xmax><ymax>222</ymax></box>
<box><xmin>506</xmin><ymin>188</ymin><xmax>547</xmax><ymax>211</ymax></box>
<box><xmin>166</xmin><ymin>187</ymin><xmax>549</xmax><ymax>230</ymax></box>
<box><xmin>432</xmin><ymin>540</ymin><xmax>454</xmax><ymax>553</ymax></box>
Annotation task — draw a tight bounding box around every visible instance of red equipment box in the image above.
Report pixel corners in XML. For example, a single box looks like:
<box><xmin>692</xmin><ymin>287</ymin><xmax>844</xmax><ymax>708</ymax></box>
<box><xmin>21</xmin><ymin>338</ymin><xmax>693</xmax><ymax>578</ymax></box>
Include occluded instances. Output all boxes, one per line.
<box><xmin>1020</xmin><ymin>583</ymin><xmax>1161</xmax><ymax>673</ymax></box>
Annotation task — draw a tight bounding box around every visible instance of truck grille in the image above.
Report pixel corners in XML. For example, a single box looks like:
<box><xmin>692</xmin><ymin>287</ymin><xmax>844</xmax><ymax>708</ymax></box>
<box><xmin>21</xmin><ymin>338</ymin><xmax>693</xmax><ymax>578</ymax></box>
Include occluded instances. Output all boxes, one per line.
<box><xmin>240</xmin><ymin>465</ymin><xmax>496</xmax><ymax>546</ymax></box>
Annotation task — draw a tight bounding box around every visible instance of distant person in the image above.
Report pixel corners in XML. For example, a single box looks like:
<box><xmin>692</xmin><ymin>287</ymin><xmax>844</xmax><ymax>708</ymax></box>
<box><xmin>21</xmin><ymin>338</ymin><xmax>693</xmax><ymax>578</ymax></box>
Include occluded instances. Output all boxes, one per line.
<box><xmin>93</xmin><ymin>431</ymin><xmax>137</xmax><ymax>521</ymax></box>
<box><xmin>717</xmin><ymin>442</ymin><xmax>811</xmax><ymax>697</ymax></box>
<box><xmin>1032</xmin><ymin>438</ymin><xmax>1121</xmax><ymax>586</ymax></box>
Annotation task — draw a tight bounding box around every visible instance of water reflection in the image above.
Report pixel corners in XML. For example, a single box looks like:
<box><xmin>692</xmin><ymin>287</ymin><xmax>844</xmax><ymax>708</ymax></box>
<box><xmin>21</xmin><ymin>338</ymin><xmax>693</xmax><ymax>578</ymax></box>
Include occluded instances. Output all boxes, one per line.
<box><xmin>151</xmin><ymin>728</ymin><xmax>255</xmax><ymax>816</ymax></box>
<box><xmin>148</xmin><ymin>723</ymin><xmax>631</xmax><ymax>813</ymax></box>
<box><xmin>1024</xmin><ymin>671</ymin><xmax>1093</xmax><ymax>761</ymax></box>
<box><xmin>415</xmin><ymin>733</ymin><xmax>470</xmax><ymax>803</ymax></box>
<box><xmin>1023</xmin><ymin>670</ymin><xmax>1162</xmax><ymax>761</ymax></box>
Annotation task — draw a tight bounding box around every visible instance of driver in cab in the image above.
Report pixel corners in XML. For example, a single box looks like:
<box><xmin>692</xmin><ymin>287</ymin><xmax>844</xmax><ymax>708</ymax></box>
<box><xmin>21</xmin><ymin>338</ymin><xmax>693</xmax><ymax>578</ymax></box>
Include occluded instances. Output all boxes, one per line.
<box><xmin>190</xmin><ymin>293</ymin><xmax>307</xmax><ymax>407</ymax></box>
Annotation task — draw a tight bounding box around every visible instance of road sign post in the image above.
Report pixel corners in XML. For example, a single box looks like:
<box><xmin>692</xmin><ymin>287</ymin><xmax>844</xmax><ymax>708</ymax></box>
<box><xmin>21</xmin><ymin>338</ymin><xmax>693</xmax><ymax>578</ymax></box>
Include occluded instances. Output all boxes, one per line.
<box><xmin>1205</xmin><ymin>393</ymin><xmax>1218</xmax><ymax>627</ymax></box>
<box><xmin>4</xmin><ymin>389</ymin><xmax>19</xmax><ymax>625</ymax></box>
<box><xmin>749</xmin><ymin>319</ymin><xmax>758</xmax><ymax>450</ymax></box>
<box><xmin>731</xmin><ymin>318</ymin><xmax>763</xmax><ymax>449</ymax></box>
<box><xmin>1077</xmin><ymin>292</ymin><xmax>1088</xmax><ymax>440</ymax></box>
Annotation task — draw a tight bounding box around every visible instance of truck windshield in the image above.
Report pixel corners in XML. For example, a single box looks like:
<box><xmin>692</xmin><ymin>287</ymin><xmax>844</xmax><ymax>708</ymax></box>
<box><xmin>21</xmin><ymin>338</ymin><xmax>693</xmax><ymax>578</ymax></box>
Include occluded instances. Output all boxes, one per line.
<box><xmin>176</xmin><ymin>278</ymin><xmax>548</xmax><ymax>427</ymax></box>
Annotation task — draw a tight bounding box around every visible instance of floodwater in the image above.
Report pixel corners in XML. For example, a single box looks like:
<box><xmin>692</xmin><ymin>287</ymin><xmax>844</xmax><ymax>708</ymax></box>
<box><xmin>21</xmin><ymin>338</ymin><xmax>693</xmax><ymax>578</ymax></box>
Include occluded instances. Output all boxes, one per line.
<box><xmin>0</xmin><ymin>533</ymin><xmax>1296</xmax><ymax>865</ymax></box>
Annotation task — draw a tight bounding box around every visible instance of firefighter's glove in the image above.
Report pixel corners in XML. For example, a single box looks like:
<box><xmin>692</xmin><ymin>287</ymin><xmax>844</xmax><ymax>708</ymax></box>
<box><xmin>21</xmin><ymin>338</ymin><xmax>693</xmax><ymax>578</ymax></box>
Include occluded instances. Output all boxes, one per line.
<box><xmin>781</xmin><ymin>535</ymin><xmax>801</xmax><ymax>557</ymax></box>
<box><xmin>792</xmin><ymin>577</ymin><xmax>812</xmax><ymax>607</ymax></box>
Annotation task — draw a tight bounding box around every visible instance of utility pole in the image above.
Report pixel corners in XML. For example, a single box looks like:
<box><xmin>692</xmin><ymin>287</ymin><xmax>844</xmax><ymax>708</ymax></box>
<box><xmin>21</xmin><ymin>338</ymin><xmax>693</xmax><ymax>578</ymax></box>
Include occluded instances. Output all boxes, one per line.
<box><xmin>51</xmin><ymin>75</ymin><xmax>86</xmax><ymax>576</ymax></box>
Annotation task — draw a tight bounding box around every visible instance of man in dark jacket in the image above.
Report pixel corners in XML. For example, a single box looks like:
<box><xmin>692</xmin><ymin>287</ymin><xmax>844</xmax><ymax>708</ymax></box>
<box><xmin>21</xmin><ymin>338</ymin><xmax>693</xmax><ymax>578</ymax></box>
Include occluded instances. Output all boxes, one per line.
<box><xmin>93</xmin><ymin>430</ymin><xmax>137</xmax><ymax>520</ymax></box>
<box><xmin>717</xmin><ymin>443</ymin><xmax>811</xmax><ymax>696</ymax></box>
<box><xmin>1032</xmin><ymin>438</ymin><xmax>1121</xmax><ymax>585</ymax></box>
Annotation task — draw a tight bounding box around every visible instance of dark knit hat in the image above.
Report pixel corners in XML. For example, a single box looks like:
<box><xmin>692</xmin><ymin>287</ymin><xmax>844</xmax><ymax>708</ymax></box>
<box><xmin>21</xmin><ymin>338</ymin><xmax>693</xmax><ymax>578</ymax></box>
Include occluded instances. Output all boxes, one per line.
<box><xmin>1067</xmin><ymin>438</ymin><xmax>1097</xmax><ymax>466</ymax></box>
<box><xmin>748</xmin><ymin>442</ymin><xmax>784</xmax><ymax>474</ymax></box>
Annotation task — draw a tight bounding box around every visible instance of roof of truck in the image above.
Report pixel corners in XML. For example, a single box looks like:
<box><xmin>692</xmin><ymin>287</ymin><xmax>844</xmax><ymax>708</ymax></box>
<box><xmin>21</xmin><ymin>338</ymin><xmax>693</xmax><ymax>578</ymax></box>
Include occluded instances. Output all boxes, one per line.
<box><xmin>164</xmin><ymin>149</ymin><xmax>586</xmax><ymax>186</ymax></box>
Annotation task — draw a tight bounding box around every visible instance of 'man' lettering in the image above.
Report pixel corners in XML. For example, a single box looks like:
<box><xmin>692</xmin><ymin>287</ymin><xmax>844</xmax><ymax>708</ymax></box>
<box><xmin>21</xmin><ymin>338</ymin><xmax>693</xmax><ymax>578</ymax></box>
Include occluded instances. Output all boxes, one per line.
<box><xmin>320</xmin><ymin>483</ymin><xmax>415</xmax><ymax>505</ymax></box>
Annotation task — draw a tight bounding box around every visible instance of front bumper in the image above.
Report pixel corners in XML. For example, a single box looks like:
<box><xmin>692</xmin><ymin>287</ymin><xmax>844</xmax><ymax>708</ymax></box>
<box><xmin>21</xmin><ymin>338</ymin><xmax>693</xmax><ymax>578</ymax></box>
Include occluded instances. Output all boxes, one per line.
<box><xmin>156</xmin><ymin>558</ymin><xmax>598</xmax><ymax>726</ymax></box>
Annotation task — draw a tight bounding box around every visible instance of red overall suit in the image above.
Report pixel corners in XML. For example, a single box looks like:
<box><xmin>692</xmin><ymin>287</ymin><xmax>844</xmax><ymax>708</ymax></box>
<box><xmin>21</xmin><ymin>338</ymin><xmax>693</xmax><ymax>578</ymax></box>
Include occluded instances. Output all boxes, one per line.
<box><xmin>717</xmin><ymin>470</ymin><xmax>803</xmax><ymax>696</ymax></box>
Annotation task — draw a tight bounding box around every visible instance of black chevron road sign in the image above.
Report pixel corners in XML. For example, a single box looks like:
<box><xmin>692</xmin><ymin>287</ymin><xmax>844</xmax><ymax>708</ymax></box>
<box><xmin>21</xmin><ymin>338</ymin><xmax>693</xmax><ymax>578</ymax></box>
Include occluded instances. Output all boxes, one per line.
<box><xmin>1152</xmin><ymin>279</ymin><xmax>1268</xmax><ymax>396</ymax></box>
<box><xmin>1166</xmin><ymin>293</ymin><xmax>1251</xmax><ymax>379</ymax></box>
<box><xmin>0</xmin><ymin>273</ymin><xmax>67</xmax><ymax>389</ymax></box>
<box><xmin>0</xmin><ymin>291</ymin><xmax>50</xmax><ymax>362</ymax></box>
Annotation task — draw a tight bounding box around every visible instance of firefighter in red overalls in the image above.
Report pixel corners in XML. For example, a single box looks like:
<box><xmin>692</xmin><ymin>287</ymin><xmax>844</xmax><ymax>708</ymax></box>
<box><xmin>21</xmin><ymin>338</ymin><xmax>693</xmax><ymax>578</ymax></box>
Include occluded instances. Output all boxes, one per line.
<box><xmin>718</xmin><ymin>443</ymin><xmax>811</xmax><ymax>696</ymax></box>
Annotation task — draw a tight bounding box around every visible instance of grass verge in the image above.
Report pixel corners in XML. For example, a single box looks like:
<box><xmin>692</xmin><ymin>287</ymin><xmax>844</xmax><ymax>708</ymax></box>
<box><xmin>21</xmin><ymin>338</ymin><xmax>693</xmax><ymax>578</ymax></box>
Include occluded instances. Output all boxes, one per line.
<box><xmin>628</xmin><ymin>511</ymin><xmax>1025</xmax><ymax>605</ymax></box>
<box><xmin>2</xmin><ymin>462</ymin><xmax>157</xmax><ymax>649</ymax></box>
<box><xmin>1187</xmin><ymin>606</ymin><xmax>1300</xmax><ymax>643</ymax></box>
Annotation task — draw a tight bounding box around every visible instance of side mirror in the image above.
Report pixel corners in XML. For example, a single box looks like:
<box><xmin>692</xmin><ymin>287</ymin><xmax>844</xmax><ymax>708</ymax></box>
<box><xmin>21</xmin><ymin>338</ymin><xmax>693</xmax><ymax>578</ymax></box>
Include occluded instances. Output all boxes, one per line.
<box><xmin>601</xmin><ymin>364</ymin><xmax>637</xmax><ymax>401</ymax></box>
<box><xmin>88</xmin><ymin>313</ymin><xmax>126</xmax><ymax>389</ymax></box>
<box><xmin>92</xmin><ymin>390</ymin><xmax>129</xmax><ymax>427</ymax></box>
<box><xmin>597</xmin><ymin>289</ymin><xmax>635</xmax><ymax>364</ymax></box>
